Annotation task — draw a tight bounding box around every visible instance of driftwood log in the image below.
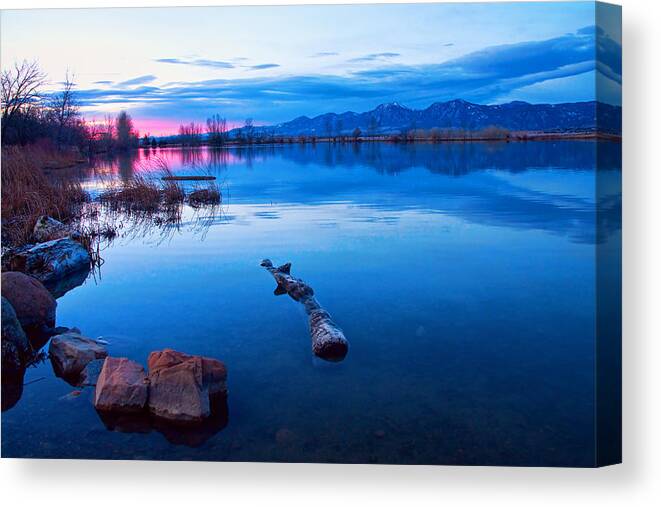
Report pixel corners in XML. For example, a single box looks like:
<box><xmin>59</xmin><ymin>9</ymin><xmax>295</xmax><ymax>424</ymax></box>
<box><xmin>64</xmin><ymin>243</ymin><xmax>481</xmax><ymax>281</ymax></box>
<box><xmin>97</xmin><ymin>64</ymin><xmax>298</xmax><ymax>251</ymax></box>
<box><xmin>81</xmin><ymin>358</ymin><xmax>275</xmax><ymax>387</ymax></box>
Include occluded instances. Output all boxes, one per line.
<box><xmin>260</xmin><ymin>259</ymin><xmax>348</xmax><ymax>361</ymax></box>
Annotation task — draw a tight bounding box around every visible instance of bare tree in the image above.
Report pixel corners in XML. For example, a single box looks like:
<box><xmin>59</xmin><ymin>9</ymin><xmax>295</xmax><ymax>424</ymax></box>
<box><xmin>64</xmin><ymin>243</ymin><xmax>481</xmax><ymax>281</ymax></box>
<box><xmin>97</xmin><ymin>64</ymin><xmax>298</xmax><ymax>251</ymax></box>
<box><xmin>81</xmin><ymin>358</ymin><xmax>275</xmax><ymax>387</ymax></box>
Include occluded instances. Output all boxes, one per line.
<box><xmin>206</xmin><ymin>114</ymin><xmax>227</xmax><ymax>146</ymax></box>
<box><xmin>243</xmin><ymin>118</ymin><xmax>254</xmax><ymax>144</ymax></box>
<box><xmin>116</xmin><ymin>111</ymin><xmax>135</xmax><ymax>150</ymax></box>
<box><xmin>1</xmin><ymin>60</ymin><xmax>47</xmax><ymax>140</ymax></box>
<box><xmin>100</xmin><ymin>115</ymin><xmax>115</xmax><ymax>151</ymax></box>
<box><xmin>179</xmin><ymin>122</ymin><xmax>203</xmax><ymax>146</ymax></box>
<box><xmin>47</xmin><ymin>71</ymin><xmax>80</xmax><ymax>148</ymax></box>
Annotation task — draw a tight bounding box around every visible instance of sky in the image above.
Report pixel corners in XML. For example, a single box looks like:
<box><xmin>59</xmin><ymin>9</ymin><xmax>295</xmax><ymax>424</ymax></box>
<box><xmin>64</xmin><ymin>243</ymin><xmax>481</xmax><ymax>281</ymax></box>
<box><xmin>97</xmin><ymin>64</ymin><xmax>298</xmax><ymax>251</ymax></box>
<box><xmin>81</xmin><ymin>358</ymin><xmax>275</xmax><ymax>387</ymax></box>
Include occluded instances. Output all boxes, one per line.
<box><xmin>1</xmin><ymin>2</ymin><xmax>622</xmax><ymax>136</ymax></box>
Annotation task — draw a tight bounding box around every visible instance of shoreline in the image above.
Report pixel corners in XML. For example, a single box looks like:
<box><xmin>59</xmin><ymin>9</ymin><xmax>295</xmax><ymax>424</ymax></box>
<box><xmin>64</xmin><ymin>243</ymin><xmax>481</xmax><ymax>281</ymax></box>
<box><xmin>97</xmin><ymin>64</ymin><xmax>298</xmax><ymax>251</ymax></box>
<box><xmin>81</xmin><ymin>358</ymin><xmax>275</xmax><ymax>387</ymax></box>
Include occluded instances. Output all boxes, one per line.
<box><xmin>146</xmin><ymin>131</ymin><xmax>621</xmax><ymax>150</ymax></box>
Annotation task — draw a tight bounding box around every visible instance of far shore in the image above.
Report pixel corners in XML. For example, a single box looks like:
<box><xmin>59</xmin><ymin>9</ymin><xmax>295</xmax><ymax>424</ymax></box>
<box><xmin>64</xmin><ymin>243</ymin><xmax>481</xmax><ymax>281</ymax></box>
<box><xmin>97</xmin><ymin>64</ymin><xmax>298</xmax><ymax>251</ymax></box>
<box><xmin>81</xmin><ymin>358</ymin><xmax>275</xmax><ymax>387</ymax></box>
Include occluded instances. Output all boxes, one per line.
<box><xmin>141</xmin><ymin>130</ymin><xmax>621</xmax><ymax>151</ymax></box>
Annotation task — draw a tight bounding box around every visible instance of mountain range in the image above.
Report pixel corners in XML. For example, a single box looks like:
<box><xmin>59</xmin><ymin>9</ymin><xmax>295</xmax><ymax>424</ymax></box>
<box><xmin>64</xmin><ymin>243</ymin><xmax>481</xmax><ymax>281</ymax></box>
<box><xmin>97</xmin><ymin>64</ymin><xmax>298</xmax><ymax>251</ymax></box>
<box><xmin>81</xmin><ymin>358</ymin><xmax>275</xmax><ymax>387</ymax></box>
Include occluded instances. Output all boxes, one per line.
<box><xmin>231</xmin><ymin>99</ymin><xmax>621</xmax><ymax>138</ymax></box>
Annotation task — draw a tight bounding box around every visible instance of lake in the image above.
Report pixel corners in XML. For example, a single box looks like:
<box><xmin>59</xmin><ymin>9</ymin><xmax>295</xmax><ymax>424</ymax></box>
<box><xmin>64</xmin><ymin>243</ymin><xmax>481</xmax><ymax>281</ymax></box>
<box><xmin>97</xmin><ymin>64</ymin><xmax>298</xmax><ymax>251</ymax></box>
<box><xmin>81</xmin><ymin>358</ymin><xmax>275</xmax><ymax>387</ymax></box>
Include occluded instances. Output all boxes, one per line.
<box><xmin>1</xmin><ymin>141</ymin><xmax>622</xmax><ymax>466</ymax></box>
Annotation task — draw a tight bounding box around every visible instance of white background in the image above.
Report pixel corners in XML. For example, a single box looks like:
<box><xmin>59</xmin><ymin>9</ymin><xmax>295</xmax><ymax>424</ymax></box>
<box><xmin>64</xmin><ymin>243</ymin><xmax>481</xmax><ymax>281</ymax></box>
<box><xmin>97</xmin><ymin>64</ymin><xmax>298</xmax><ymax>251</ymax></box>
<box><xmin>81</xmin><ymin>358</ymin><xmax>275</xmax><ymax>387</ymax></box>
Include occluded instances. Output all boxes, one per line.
<box><xmin>0</xmin><ymin>1</ymin><xmax>659</xmax><ymax>505</ymax></box>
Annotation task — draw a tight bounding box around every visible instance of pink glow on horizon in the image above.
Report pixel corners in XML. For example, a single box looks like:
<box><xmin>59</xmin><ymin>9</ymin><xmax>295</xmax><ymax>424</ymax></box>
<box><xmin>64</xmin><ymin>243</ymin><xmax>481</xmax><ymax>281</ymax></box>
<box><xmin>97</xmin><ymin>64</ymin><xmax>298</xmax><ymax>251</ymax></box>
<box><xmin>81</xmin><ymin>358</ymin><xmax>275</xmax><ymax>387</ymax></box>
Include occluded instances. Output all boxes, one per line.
<box><xmin>131</xmin><ymin>118</ymin><xmax>183</xmax><ymax>137</ymax></box>
<box><xmin>132</xmin><ymin>118</ymin><xmax>247</xmax><ymax>137</ymax></box>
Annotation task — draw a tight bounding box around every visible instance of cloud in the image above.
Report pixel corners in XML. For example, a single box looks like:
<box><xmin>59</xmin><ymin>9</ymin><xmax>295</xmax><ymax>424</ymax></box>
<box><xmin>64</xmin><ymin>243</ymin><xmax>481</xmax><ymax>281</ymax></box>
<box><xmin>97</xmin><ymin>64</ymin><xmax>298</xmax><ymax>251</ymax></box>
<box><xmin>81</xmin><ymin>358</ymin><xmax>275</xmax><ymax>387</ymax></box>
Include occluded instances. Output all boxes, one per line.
<box><xmin>246</xmin><ymin>64</ymin><xmax>280</xmax><ymax>71</ymax></box>
<box><xmin>155</xmin><ymin>58</ymin><xmax>234</xmax><ymax>69</ymax></box>
<box><xmin>93</xmin><ymin>80</ymin><xmax>113</xmax><ymax>85</ymax></box>
<box><xmin>312</xmin><ymin>51</ymin><xmax>339</xmax><ymax>57</ymax></box>
<box><xmin>117</xmin><ymin>75</ymin><xmax>157</xmax><ymax>87</ymax></box>
<box><xmin>348</xmin><ymin>52</ymin><xmax>401</xmax><ymax>63</ymax></box>
<box><xmin>77</xmin><ymin>27</ymin><xmax>620</xmax><ymax>124</ymax></box>
<box><xmin>350</xmin><ymin>26</ymin><xmax>620</xmax><ymax>104</ymax></box>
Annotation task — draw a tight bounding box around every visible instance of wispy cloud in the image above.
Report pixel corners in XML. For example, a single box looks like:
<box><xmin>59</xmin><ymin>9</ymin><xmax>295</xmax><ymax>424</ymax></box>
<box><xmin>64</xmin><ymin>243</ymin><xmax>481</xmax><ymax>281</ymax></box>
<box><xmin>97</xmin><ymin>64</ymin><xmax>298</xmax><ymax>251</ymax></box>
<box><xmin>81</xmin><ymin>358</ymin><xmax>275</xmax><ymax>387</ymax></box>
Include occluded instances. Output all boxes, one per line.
<box><xmin>155</xmin><ymin>57</ymin><xmax>234</xmax><ymax>69</ymax></box>
<box><xmin>349</xmin><ymin>52</ymin><xmax>401</xmax><ymax>63</ymax></box>
<box><xmin>117</xmin><ymin>75</ymin><xmax>158</xmax><ymax>87</ymax></box>
<box><xmin>312</xmin><ymin>51</ymin><xmax>339</xmax><ymax>57</ymax></box>
<box><xmin>245</xmin><ymin>63</ymin><xmax>280</xmax><ymax>71</ymax></box>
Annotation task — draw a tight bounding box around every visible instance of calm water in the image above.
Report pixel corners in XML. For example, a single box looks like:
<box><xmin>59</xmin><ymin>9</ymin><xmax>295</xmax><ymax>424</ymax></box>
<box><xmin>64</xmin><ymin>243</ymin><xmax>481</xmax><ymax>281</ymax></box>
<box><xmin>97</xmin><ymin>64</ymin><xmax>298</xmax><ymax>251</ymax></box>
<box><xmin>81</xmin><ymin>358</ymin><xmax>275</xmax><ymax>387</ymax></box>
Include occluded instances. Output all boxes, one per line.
<box><xmin>2</xmin><ymin>141</ymin><xmax>621</xmax><ymax>466</ymax></box>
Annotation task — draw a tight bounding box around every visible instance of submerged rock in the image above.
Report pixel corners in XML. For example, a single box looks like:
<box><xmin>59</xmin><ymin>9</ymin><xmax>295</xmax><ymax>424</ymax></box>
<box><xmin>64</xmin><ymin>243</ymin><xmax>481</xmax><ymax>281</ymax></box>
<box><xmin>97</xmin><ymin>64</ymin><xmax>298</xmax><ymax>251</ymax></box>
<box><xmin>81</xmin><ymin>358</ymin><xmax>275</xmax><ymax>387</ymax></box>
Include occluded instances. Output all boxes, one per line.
<box><xmin>147</xmin><ymin>349</ymin><xmax>227</xmax><ymax>423</ymax></box>
<box><xmin>33</xmin><ymin>216</ymin><xmax>79</xmax><ymax>243</ymax></box>
<box><xmin>1</xmin><ymin>296</ymin><xmax>30</xmax><ymax>380</ymax></box>
<box><xmin>94</xmin><ymin>357</ymin><xmax>149</xmax><ymax>413</ymax></box>
<box><xmin>96</xmin><ymin>409</ymin><xmax>152</xmax><ymax>434</ymax></box>
<box><xmin>1</xmin><ymin>272</ymin><xmax>56</xmax><ymax>333</ymax></box>
<box><xmin>1</xmin><ymin>366</ymin><xmax>25</xmax><ymax>412</ymax></box>
<box><xmin>97</xmin><ymin>395</ymin><xmax>229</xmax><ymax>447</ymax></box>
<box><xmin>44</xmin><ymin>264</ymin><xmax>91</xmax><ymax>299</ymax></box>
<box><xmin>151</xmin><ymin>395</ymin><xmax>228</xmax><ymax>447</ymax></box>
<box><xmin>49</xmin><ymin>332</ymin><xmax>108</xmax><ymax>381</ymax></box>
<box><xmin>79</xmin><ymin>358</ymin><xmax>106</xmax><ymax>387</ymax></box>
<box><xmin>2</xmin><ymin>238</ymin><xmax>91</xmax><ymax>288</ymax></box>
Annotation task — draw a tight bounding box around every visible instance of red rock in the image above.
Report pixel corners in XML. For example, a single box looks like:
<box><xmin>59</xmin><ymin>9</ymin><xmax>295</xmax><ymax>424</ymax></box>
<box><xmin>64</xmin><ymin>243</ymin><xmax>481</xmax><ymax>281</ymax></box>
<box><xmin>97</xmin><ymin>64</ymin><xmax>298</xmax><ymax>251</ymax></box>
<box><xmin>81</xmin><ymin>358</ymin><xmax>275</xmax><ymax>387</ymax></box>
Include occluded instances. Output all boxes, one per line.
<box><xmin>94</xmin><ymin>357</ymin><xmax>148</xmax><ymax>413</ymax></box>
<box><xmin>148</xmin><ymin>349</ymin><xmax>227</xmax><ymax>395</ymax></box>
<box><xmin>147</xmin><ymin>349</ymin><xmax>227</xmax><ymax>423</ymax></box>
<box><xmin>49</xmin><ymin>332</ymin><xmax>108</xmax><ymax>380</ymax></box>
<box><xmin>1</xmin><ymin>272</ymin><xmax>56</xmax><ymax>331</ymax></box>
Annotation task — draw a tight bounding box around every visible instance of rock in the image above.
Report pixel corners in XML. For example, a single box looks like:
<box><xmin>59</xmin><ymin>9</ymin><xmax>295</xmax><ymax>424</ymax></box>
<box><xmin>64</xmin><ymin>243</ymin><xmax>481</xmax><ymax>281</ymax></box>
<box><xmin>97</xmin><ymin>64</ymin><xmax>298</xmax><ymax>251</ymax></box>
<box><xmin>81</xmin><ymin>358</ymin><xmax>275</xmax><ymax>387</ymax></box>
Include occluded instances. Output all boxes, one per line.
<box><xmin>33</xmin><ymin>216</ymin><xmax>79</xmax><ymax>243</ymax></box>
<box><xmin>79</xmin><ymin>358</ymin><xmax>106</xmax><ymax>387</ymax></box>
<box><xmin>59</xmin><ymin>390</ymin><xmax>83</xmax><ymax>401</ymax></box>
<box><xmin>97</xmin><ymin>410</ymin><xmax>152</xmax><ymax>434</ymax></box>
<box><xmin>151</xmin><ymin>395</ymin><xmax>229</xmax><ymax>447</ymax></box>
<box><xmin>148</xmin><ymin>349</ymin><xmax>227</xmax><ymax>396</ymax></box>
<box><xmin>147</xmin><ymin>349</ymin><xmax>227</xmax><ymax>423</ymax></box>
<box><xmin>44</xmin><ymin>264</ymin><xmax>91</xmax><ymax>299</ymax></box>
<box><xmin>49</xmin><ymin>332</ymin><xmax>108</xmax><ymax>381</ymax></box>
<box><xmin>1</xmin><ymin>296</ymin><xmax>31</xmax><ymax>378</ymax></box>
<box><xmin>2</xmin><ymin>238</ymin><xmax>91</xmax><ymax>287</ymax></box>
<box><xmin>1</xmin><ymin>272</ymin><xmax>56</xmax><ymax>332</ymax></box>
<box><xmin>2</xmin><ymin>297</ymin><xmax>30</xmax><ymax>411</ymax></box>
<box><xmin>94</xmin><ymin>357</ymin><xmax>149</xmax><ymax>413</ymax></box>
<box><xmin>96</xmin><ymin>395</ymin><xmax>229</xmax><ymax>447</ymax></box>
<box><xmin>1</xmin><ymin>366</ymin><xmax>25</xmax><ymax>412</ymax></box>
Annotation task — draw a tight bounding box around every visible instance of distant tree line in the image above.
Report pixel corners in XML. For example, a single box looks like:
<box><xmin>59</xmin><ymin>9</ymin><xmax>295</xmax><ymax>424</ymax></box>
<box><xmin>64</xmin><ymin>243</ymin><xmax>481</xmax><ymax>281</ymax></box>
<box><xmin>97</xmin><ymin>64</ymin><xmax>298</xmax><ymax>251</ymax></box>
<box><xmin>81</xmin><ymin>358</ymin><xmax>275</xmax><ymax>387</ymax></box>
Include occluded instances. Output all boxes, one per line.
<box><xmin>1</xmin><ymin>60</ymin><xmax>140</xmax><ymax>153</ymax></box>
<box><xmin>165</xmin><ymin>120</ymin><xmax>512</xmax><ymax>147</ymax></box>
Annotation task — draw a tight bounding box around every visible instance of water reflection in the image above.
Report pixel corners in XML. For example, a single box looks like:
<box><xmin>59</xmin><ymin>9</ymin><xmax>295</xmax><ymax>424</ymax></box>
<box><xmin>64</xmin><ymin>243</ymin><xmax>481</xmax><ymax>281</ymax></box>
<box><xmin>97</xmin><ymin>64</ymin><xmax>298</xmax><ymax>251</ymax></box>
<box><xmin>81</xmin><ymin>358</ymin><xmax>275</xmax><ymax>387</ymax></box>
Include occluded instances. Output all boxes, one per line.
<box><xmin>58</xmin><ymin>140</ymin><xmax>621</xmax><ymax>179</ymax></box>
<box><xmin>97</xmin><ymin>394</ymin><xmax>229</xmax><ymax>447</ymax></box>
<box><xmin>57</xmin><ymin>141</ymin><xmax>621</xmax><ymax>246</ymax></box>
<box><xmin>44</xmin><ymin>266</ymin><xmax>91</xmax><ymax>299</ymax></box>
<box><xmin>3</xmin><ymin>140</ymin><xmax>622</xmax><ymax>465</ymax></box>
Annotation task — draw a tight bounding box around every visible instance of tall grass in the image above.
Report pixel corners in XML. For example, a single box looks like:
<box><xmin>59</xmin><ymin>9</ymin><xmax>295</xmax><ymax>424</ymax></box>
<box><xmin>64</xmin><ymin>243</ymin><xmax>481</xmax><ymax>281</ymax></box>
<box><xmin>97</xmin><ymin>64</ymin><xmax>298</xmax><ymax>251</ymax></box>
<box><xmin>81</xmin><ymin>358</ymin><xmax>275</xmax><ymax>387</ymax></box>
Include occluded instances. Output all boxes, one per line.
<box><xmin>99</xmin><ymin>158</ymin><xmax>186</xmax><ymax>222</ymax></box>
<box><xmin>99</xmin><ymin>176</ymin><xmax>164</xmax><ymax>212</ymax></box>
<box><xmin>1</xmin><ymin>145</ymin><xmax>88</xmax><ymax>247</ymax></box>
<box><xmin>2</xmin><ymin>148</ymin><xmax>222</xmax><ymax>260</ymax></box>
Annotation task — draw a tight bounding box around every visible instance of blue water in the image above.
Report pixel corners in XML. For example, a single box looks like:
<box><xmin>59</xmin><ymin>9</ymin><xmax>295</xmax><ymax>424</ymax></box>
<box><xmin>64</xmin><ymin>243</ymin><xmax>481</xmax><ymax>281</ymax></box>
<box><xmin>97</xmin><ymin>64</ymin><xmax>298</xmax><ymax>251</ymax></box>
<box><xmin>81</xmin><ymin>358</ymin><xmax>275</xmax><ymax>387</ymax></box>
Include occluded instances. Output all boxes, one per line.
<box><xmin>1</xmin><ymin>141</ymin><xmax>621</xmax><ymax>465</ymax></box>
